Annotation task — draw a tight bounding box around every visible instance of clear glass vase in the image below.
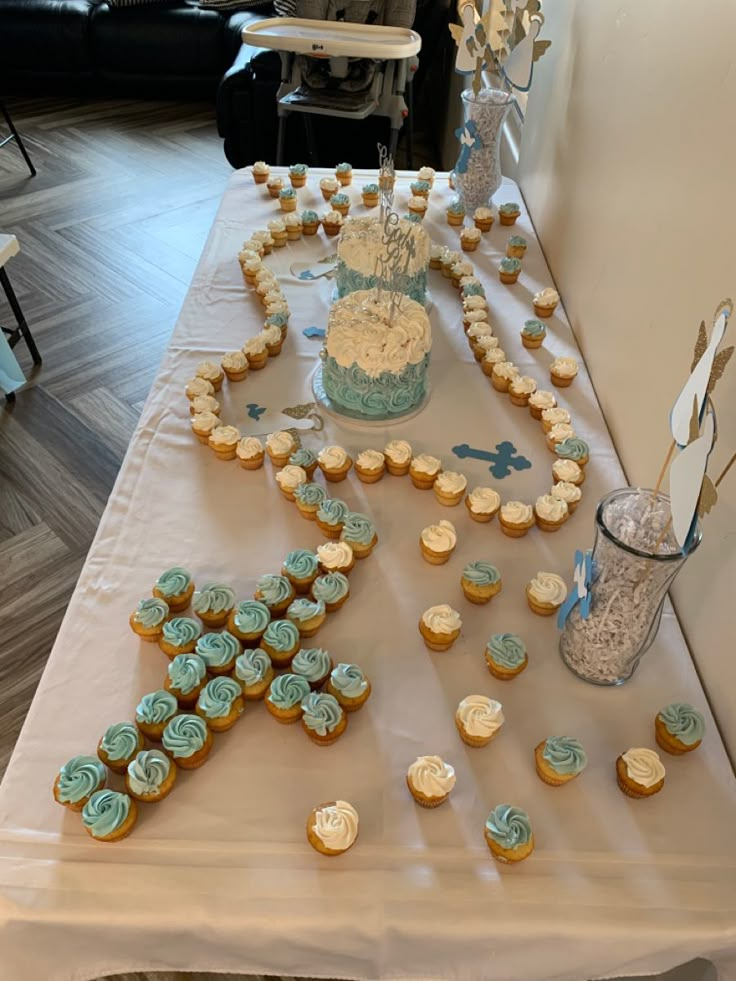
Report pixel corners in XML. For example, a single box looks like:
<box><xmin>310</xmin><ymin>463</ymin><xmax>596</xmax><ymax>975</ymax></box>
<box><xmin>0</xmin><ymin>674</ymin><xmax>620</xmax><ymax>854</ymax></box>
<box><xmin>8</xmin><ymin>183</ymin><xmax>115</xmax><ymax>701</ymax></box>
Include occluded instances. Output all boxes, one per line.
<box><xmin>559</xmin><ymin>488</ymin><xmax>701</xmax><ymax>686</ymax></box>
<box><xmin>453</xmin><ymin>88</ymin><xmax>514</xmax><ymax>213</ymax></box>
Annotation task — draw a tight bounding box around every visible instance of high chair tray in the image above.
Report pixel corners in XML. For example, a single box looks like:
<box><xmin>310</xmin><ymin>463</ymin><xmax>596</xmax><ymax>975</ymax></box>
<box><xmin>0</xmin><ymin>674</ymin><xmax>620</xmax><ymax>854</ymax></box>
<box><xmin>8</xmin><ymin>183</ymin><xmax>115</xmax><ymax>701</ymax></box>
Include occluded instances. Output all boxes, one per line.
<box><xmin>242</xmin><ymin>17</ymin><xmax>421</xmax><ymax>60</ymax></box>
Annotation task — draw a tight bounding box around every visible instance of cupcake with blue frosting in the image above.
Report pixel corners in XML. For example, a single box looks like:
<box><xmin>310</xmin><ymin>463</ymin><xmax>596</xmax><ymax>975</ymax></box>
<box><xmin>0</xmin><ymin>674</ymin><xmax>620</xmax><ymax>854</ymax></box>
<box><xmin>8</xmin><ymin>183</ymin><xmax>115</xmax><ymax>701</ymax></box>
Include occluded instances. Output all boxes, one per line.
<box><xmin>82</xmin><ymin>790</ymin><xmax>138</xmax><ymax>842</ymax></box>
<box><xmin>196</xmin><ymin>676</ymin><xmax>244</xmax><ymax>732</ymax></box>
<box><xmin>288</xmin><ymin>447</ymin><xmax>318</xmax><ymax>479</ymax></box>
<box><xmin>261</xmin><ymin>618</ymin><xmax>300</xmax><ymax>668</ymax></box>
<box><xmin>254</xmin><ymin>573</ymin><xmax>295</xmax><ymax>616</ymax></box>
<box><xmin>316</xmin><ymin>498</ymin><xmax>349</xmax><ymax>539</ymax></box>
<box><xmin>135</xmin><ymin>689</ymin><xmax>178</xmax><ymax>741</ymax></box>
<box><xmin>125</xmin><ymin>749</ymin><xmax>177</xmax><ymax>803</ymax></box>
<box><xmin>289</xmin><ymin>162</ymin><xmax>308</xmax><ymax>188</ymax></box>
<box><xmin>265</xmin><ymin>672</ymin><xmax>311</xmax><ymax>724</ymax></box>
<box><xmin>153</xmin><ymin>566</ymin><xmax>194</xmax><ymax>611</ymax></box>
<box><xmin>227</xmin><ymin>599</ymin><xmax>271</xmax><ymax>645</ymax></box>
<box><xmin>159</xmin><ymin>616</ymin><xmax>202</xmax><ymax>658</ymax></box>
<box><xmin>484</xmin><ymin>804</ymin><xmax>533</xmax><ymax>863</ymax></box>
<box><xmin>287</xmin><ymin>598</ymin><xmax>327</xmax><ymax>638</ymax></box>
<box><xmin>485</xmin><ymin>633</ymin><xmax>528</xmax><ymax>680</ymax></box>
<box><xmin>506</xmin><ymin>235</ymin><xmax>527</xmax><ymax>259</ymax></box>
<box><xmin>97</xmin><ymin>722</ymin><xmax>145</xmax><ymax>773</ymax></box>
<box><xmin>447</xmin><ymin>197</ymin><xmax>465</xmax><ymax>226</ymax></box>
<box><xmin>54</xmin><ymin>755</ymin><xmax>106</xmax><ymax>811</ymax></box>
<box><xmin>535</xmin><ymin>736</ymin><xmax>587</xmax><ymax>786</ymax></box>
<box><xmin>162</xmin><ymin>713</ymin><xmax>212</xmax><ymax>769</ymax></box>
<box><xmin>233</xmin><ymin>647</ymin><xmax>274</xmax><ymax>700</ymax></box>
<box><xmin>164</xmin><ymin>653</ymin><xmax>207</xmax><ymax>707</ymax></box>
<box><xmin>335</xmin><ymin>161</ymin><xmax>353</xmax><ymax>186</ymax></box>
<box><xmin>192</xmin><ymin>581</ymin><xmax>235</xmax><ymax>628</ymax></box>
<box><xmin>282</xmin><ymin>549</ymin><xmax>320</xmax><ymax>594</ymax></box>
<box><xmin>362</xmin><ymin>183</ymin><xmax>379</xmax><ymax>207</ymax></box>
<box><xmin>655</xmin><ymin>702</ymin><xmax>705</xmax><ymax>755</ymax></box>
<box><xmin>499</xmin><ymin>257</ymin><xmax>521</xmax><ymax>284</ymax></box>
<box><xmin>461</xmin><ymin>561</ymin><xmax>502</xmax><ymax>605</ymax></box>
<box><xmin>520</xmin><ymin>318</ymin><xmax>546</xmax><ymax>350</ymax></box>
<box><xmin>294</xmin><ymin>481</ymin><xmax>328</xmax><ymax>521</ymax></box>
<box><xmin>310</xmin><ymin>571</ymin><xmax>350</xmax><ymax>613</ymax></box>
<box><xmin>326</xmin><ymin>662</ymin><xmax>371</xmax><ymax>712</ymax></box>
<box><xmin>195</xmin><ymin>630</ymin><xmax>241</xmax><ymax>676</ymax></box>
<box><xmin>340</xmin><ymin>512</ymin><xmax>378</xmax><ymax>559</ymax></box>
<box><xmin>291</xmin><ymin>647</ymin><xmax>333</xmax><ymax>690</ymax></box>
<box><xmin>129</xmin><ymin>596</ymin><xmax>169</xmax><ymax>642</ymax></box>
<box><xmin>301</xmin><ymin>691</ymin><xmax>347</xmax><ymax>745</ymax></box>
<box><xmin>499</xmin><ymin>202</ymin><xmax>521</xmax><ymax>225</ymax></box>
<box><xmin>330</xmin><ymin>192</ymin><xmax>350</xmax><ymax>217</ymax></box>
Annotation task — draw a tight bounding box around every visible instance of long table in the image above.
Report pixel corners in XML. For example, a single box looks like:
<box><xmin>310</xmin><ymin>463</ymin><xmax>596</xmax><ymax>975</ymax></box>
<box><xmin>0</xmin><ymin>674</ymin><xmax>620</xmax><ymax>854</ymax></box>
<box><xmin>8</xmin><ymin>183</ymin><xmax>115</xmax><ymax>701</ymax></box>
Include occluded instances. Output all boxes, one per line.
<box><xmin>0</xmin><ymin>170</ymin><xmax>734</xmax><ymax>981</ymax></box>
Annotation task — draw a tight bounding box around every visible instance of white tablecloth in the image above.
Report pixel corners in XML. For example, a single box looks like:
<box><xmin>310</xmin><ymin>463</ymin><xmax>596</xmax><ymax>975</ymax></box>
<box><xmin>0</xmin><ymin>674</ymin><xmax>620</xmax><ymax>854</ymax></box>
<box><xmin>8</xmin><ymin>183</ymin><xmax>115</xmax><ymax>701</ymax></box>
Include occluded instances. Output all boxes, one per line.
<box><xmin>0</xmin><ymin>171</ymin><xmax>734</xmax><ymax>981</ymax></box>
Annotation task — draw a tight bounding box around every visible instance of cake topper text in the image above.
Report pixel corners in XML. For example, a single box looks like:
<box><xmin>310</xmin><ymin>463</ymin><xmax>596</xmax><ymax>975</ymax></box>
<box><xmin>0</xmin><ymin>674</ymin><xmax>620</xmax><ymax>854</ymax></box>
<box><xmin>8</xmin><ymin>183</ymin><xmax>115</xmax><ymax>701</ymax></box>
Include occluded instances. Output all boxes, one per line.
<box><xmin>374</xmin><ymin>144</ymin><xmax>417</xmax><ymax>322</ymax></box>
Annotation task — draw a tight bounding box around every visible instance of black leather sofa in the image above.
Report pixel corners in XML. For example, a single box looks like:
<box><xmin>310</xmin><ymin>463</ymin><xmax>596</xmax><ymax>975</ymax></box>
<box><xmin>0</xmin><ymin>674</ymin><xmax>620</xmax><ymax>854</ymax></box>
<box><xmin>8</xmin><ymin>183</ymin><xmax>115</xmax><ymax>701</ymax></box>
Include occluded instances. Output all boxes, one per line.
<box><xmin>0</xmin><ymin>0</ymin><xmax>271</xmax><ymax>96</ymax></box>
<box><xmin>0</xmin><ymin>0</ymin><xmax>453</xmax><ymax>167</ymax></box>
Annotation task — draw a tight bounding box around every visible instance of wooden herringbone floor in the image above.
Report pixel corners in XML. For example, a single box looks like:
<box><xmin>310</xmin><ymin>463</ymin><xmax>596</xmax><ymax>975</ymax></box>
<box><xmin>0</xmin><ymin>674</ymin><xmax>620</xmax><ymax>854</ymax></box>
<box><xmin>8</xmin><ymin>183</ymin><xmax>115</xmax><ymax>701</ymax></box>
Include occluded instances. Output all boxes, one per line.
<box><xmin>0</xmin><ymin>97</ymin><xmax>234</xmax><ymax>782</ymax></box>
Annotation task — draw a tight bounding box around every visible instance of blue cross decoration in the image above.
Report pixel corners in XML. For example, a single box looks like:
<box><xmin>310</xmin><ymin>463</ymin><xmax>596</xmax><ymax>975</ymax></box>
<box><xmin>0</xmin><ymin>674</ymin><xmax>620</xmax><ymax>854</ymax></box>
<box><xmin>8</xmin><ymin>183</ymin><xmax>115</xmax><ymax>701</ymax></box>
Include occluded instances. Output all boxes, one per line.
<box><xmin>303</xmin><ymin>326</ymin><xmax>326</xmax><ymax>339</ymax></box>
<box><xmin>452</xmin><ymin>441</ymin><xmax>532</xmax><ymax>479</ymax></box>
<box><xmin>454</xmin><ymin>120</ymin><xmax>483</xmax><ymax>175</ymax></box>
<box><xmin>246</xmin><ymin>403</ymin><xmax>266</xmax><ymax>421</ymax></box>
<box><xmin>557</xmin><ymin>549</ymin><xmax>593</xmax><ymax>629</ymax></box>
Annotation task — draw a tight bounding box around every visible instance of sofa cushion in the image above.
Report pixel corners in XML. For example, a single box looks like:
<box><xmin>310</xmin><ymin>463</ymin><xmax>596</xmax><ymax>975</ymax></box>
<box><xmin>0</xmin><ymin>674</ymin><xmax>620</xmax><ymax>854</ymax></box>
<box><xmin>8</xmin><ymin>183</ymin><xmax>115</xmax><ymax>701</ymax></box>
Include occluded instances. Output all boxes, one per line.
<box><xmin>91</xmin><ymin>1</ymin><xmax>227</xmax><ymax>78</ymax></box>
<box><xmin>0</xmin><ymin>0</ymin><xmax>104</xmax><ymax>75</ymax></box>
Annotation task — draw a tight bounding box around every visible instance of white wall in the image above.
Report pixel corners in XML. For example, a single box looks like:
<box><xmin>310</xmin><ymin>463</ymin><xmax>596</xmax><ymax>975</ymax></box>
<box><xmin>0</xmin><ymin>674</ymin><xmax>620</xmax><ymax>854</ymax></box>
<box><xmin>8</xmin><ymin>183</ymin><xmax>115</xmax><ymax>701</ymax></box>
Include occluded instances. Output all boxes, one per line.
<box><xmin>518</xmin><ymin>0</ymin><xmax>736</xmax><ymax>751</ymax></box>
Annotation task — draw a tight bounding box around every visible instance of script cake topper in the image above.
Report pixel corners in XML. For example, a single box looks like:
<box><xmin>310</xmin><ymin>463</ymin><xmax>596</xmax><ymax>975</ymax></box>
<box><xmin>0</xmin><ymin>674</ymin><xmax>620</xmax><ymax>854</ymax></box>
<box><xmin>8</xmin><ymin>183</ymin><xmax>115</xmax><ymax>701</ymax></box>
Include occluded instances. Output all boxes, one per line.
<box><xmin>375</xmin><ymin>143</ymin><xmax>417</xmax><ymax>321</ymax></box>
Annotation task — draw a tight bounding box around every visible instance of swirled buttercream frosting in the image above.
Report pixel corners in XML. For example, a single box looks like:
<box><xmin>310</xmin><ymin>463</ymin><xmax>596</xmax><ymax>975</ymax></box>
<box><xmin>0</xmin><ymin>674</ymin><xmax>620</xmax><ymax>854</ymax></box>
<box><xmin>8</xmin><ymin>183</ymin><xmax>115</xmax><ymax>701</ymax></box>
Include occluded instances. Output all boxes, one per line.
<box><xmin>126</xmin><ymin>750</ymin><xmax>171</xmax><ymax>796</ymax></box>
<box><xmin>486</xmin><ymin>633</ymin><xmax>526</xmax><ymax>669</ymax></box>
<box><xmin>136</xmin><ymin>690</ymin><xmax>177</xmax><ymax>725</ymax></box>
<box><xmin>100</xmin><ymin>723</ymin><xmax>140</xmax><ymax>762</ymax></box>
<box><xmin>329</xmin><ymin>663</ymin><xmax>368</xmax><ymax>698</ymax></box>
<box><xmin>192</xmin><ymin>582</ymin><xmax>234</xmax><ymax>615</ymax></box>
<box><xmin>268</xmin><ymin>673</ymin><xmax>310</xmax><ymax>709</ymax></box>
<box><xmin>57</xmin><ymin>756</ymin><xmax>105</xmax><ymax>803</ymax></box>
<box><xmin>82</xmin><ymin>790</ymin><xmax>131</xmax><ymax>838</ymax></box>
<box><xmin>195</xmin><ymin>631</ymin><xmax>240</xmax><ymax>668</ymax></box>
<box><xmin>658</xmin><ymin>703</ymin><xmax>705</xmax><ymax>745</ymax></box>
<box><xmin>408</xmin><ymin>756</ymin><xmax>455</xmax><ymax>796</ymax></box>
<box><xmin>197</xmin><ymin>676</ymin><xmax>242</xmax><ymax>718</ymax></box>
<box><xmin>233</xmin><ymin>600</ymin><xmax>270</xmax><ymax>635</ymax></box>
<box><xmin>543</xmin><ymin>736</ymin><xmax>587</xmax><ymax>775</ymax></box>
<box><xmin>312</xmin><ymin>800</ymin><xmax>358</xmax><ymax>850</ymax></box>
<box><xmin>485</xmin><ymin>804</ymin><xmax>531</xmax><ymax>848</ymax></box>
<box><xmin>162</xmin><ymin>714</ymin><xmax>208</xmax><ymax>758</ymax></box>
<box><xmin>301</xmin><ymin>692</ymin><xmax>343</xmax><ymax>735</ymax></box>
<box><xmin>167</xmin><ymin>653</ymin><xmax>206</xmax><ymax>694</ymax></box>
<box><xmin>234</xmin><ymin>648</ymin><xmax>272</xmax><ymax>687</ymax></box>
<box><xmin>292</xmin><ymin>647</ymin><xmax>331</xmax><ymax>682</ymax></box>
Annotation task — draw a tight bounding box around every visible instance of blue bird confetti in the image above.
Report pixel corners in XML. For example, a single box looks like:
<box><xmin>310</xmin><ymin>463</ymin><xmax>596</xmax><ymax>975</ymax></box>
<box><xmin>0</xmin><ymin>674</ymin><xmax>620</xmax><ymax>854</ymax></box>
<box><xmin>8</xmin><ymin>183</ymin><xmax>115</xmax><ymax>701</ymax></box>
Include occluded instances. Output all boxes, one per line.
<box><xmin>303</xmin><ymin>326</ymin><xmax>326</xmax><ymax>339</ymax></box>
<box><xmin>246</xmin><ymin>403</ymin><xmax>266</xmax><ymax>421</ymax></box>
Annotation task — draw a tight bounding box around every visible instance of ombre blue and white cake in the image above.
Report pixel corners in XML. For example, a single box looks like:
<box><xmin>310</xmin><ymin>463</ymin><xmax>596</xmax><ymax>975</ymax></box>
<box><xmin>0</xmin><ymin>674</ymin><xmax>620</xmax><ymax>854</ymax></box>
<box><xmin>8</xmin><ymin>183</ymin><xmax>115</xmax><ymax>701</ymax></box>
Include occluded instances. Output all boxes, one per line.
<box><xmin>320</xmin><ymin>289</ymin><xmax>431</xmax><ymax>419</ymax></box>
<box><xmin>335</xmin><ymin>217</ymin><xmax>431</xmax><ymax>306</ymax></box>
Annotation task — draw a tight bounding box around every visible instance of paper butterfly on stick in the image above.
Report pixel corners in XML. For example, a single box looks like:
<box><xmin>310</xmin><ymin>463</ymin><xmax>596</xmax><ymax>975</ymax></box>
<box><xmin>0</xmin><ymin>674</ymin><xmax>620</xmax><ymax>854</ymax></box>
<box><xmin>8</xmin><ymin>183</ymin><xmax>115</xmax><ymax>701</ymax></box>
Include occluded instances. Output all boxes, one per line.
<box><xmin>449</xmin><ymin>0</ymin><xmax>551</xmax><ymax>96</ymax></box>
<box><xmin>664</xmin><ymin>299</ymin><xmax>733</xmax><ymax>551</ymax></box>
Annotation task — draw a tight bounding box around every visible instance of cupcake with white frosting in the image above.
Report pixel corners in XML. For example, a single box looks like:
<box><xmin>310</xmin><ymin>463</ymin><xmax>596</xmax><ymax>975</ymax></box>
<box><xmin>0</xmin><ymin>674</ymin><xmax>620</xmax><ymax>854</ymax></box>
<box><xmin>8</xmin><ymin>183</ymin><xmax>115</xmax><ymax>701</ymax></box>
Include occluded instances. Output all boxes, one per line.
<box><xmin>243</xmin><ymin>334</ymin><xmax>268</xmax><ymax>370</ymax></box>
<box><xmin>551</xmin><ymin>481</ymin><xmax>582</xmax><ymax>513</ymax></box>
<box><xmin>409</xmin><ymin>453</ymin><xmax>442</xmax><ymax>490</ymax></box>
<box><xmin>465</xmin><ymin>486</ymin><xmax>501</xmax><ymax>523</ymax></box>
<box><xmin>434</xmin><ymin>471</ymin><xmax>467</xmax><ymax>507</ymax></box>
<box><xmin>534</xmin><ymin>493</ymin><xmax>569</xmax><ymax>532</ymax></box>
<box><xmin>275</xmin><ymin>464</ymin><xmax>307</xmax><ymax>501</ymax></box>
<box><xmin>236</xmin><ymin>436</ymin><xmax>265</xmax><ymax>471</ymax></box>
<box><xmin>546</xmin><ymin>423</ymin><xmax>577</xmax><ymax>452</ymax></box>
<box><xmin>317</xmin><ymin>445</ymin><xmax>352</xmax><ymax>483</ymax></box>
<box><xmin>460</xmin><ymin>226</ymin><xmax>482</xmax><ymax>253</ymax></box>
<box><xmin>491</xmin><ymin>361</ymin><xmax>519</xmax><ymax>393</ymax></box>
<box><xmin>455</xmin><ymin>695</ymin><xmax>504</xmax><ymax>747</ymax></box>
<box><xmin>473</xmin><ymin>207</ymin><xmax>494</xmax><ymax>232</ymax></box>
<box><xmin>550</xmin><ymin>356</ymin><xmax>579</xmax><ymax>388</ymax></box>
<box><xmin>509</xmin><ymin>375</ymin><xmax>537</xmax><ymax>408</ymax></box>
<box><xmin>533</xmin><ymin>287</ymin><xmax>559</xmax><ymax>318</ymax></box>
<box><xmin>616</xmin><ymin>748</ymin><xmax>666</xmax><ymax>798</ymax></box>
<box><xmin>221</xmin><ymin>350</ymin><xmax>248</xmax><ymax>383</ymax></box>
<box><xmin>265</xmin><ymin>430</ymin><xmax>296</xmax><ymax>467</ymax></box>
<box><xmin>384</xmin><ymin>439</ymin><xmax>413</xmax><ymax>476</ymax></box>
<box><xmin>191</xmin><ymin>411</ymin><xmax>219</xmax><ymax>445</ymax></box>
<box><xmin>526</xmin><ymin>571</ymin><xmax>568</xmax><ymax>616</ymax></box>
<box><xmin>196</xmin><ymin>359</ymin><xmax>224</xmax><ymax>392</ymax></box>
<box><xmin>528</xmin><ymin>389</ymin><xmax>557</xmax><ymax>420</ymax></box>
<box><xmin>541</xmin><ymin>407</ymin><xmax>571</xmax><ymax>433</ymax></box>
<box><xmin>419</xmin><ymin>604</ymin><xmax>461</xmax><ymax>652</ymax></box>
<box><xmin>406</xmin><ymin>755</ymin><xmax>456</xmax><ymax>808</ymax></box>
<box><xmin>316</xmin><ymin>541</ymin><xmax>355</xmax><ymax>575</ymax></box>
<box><xmin>208</xmin><ymin>424</ymin><xmax>240</xmax><ymax>462</ymax></box>
<box><xmin>419</xmin><ymin>520</ymin><xmax>457</xmax><ymax>565</ymax></box>
<box><xmin>355</xmin><ymin>449</ymin><xmax>386</xmax><ymax>483</ymax></box>
<box><xmin>498</xmin><ymin>500</ymin><xmax>534</xmax><ymax>538</ymax></box>
<box><xmin>552</xmin><ymin>458</ymin><xmax>585</xmax><ymax>486</ymax></box>
<box><xmin>307</xmin><ymin>800</ymin><xmax>359</xmax><ymax>856</ymax></box>
<box><xmin>251</xmin><ymin>160</ymin><xmax>270</xmax><ymax>184</ymax></box>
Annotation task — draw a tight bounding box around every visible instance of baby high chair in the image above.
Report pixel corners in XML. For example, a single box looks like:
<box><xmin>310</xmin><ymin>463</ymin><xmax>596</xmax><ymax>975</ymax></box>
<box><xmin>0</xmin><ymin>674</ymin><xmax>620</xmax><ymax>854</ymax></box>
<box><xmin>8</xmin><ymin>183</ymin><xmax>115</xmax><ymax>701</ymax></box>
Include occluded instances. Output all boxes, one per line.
<box><xmin>242</xmin><ymin>0</ymin><xmax>421</xmax><ymax>166</ymax></box>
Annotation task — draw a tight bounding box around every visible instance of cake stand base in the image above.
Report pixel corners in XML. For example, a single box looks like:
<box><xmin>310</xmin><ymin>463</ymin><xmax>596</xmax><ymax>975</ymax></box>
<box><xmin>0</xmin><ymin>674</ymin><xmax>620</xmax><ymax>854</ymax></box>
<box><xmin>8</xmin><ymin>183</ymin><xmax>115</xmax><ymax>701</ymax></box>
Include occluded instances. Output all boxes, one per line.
<box><xmin>311</xmin><ymin>365</ymin><xmax>430</xmax><ymax>429</ymax></box>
